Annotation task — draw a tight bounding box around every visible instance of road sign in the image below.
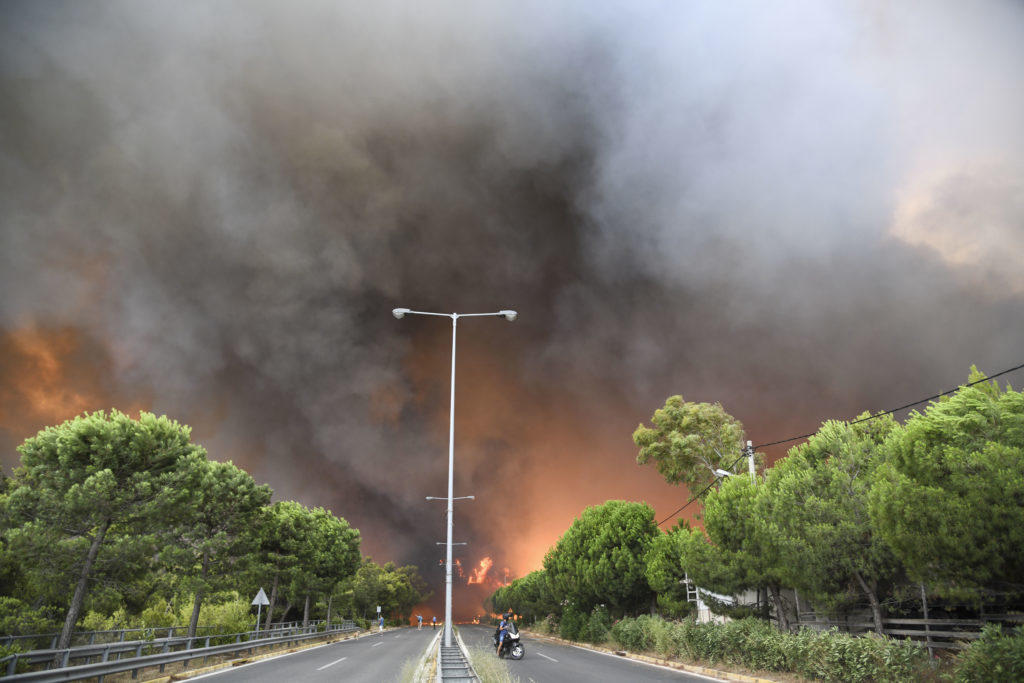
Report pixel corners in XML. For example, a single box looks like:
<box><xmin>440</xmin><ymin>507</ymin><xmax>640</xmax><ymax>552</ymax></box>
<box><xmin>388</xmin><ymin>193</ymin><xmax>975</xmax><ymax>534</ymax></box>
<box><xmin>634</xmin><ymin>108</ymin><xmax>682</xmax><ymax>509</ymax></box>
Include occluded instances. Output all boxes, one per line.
<box><xmin>252</xmin><ymin>588</ymin><xmax>270</xmax><ymax>606</ymax></box>
<box><xmin>376</xmin><ymin>605</ymin><xmax>381</xmax><ymax>613</ymax></box>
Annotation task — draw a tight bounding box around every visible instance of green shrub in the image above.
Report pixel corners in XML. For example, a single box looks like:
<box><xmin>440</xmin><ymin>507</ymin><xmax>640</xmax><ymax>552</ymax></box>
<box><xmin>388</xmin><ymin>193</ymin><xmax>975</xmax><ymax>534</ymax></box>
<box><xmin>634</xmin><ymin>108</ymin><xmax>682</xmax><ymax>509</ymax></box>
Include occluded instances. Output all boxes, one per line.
<box><xmin>953</xmin><ymin>624</ymin><xmax>1024</xmax><ymax>682</ymax></box>
<box><xmin>0</xmin><ymin>644</ymin><xmax>30</xmax><ymax>674</ymax></box>
<box><xmin>533</xmin><ymin>614</ymin><xmax>557</xmax><ymax>635</ymax></box>
<box><xmin>779</xmin><ymin>627</ymin><xmax>929</xmax><ymax>682</ymax></box>
<box><xmin>196</xmin><ymin>595</ymin><xmax>252</xmax><ymax>634</ymax></box>
<box><xmin>609</xmin><ymin>616</ymin><xmax>931</xmax><ymax>681</ymax></box>
<box><xmin>586</xmin><ymin>605</ymin><xmax>611</xmax><ymax>644</ymax></box>
<box><xmin>0</xmin><ymin>597</ymin><xmax>57</xmax><ymax>637</ymax></box>
<box><xmin>559</xmin><ymin>606</ymin><xmax>586</xmax><ymax>641</ymax></box>
<box><xmin>610</xmin><ymin>615</ymin><xmax>660</xmax><ymax>652</ymax></box>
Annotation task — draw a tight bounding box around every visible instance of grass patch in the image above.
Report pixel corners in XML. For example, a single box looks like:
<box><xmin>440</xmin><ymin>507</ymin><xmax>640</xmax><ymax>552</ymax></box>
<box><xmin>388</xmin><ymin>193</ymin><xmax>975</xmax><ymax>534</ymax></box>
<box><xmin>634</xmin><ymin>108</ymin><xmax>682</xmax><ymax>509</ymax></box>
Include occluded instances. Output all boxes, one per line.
<box><xmin>465</xmin><ymin>645</ymin><xmax>520</xmax><ymax>683</ymax></box>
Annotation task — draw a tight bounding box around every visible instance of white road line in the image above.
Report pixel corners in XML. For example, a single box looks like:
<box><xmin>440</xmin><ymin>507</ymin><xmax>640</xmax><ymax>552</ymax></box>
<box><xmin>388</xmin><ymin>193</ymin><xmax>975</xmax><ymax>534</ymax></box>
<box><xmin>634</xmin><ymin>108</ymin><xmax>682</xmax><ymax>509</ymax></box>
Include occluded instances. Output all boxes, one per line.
<box><xmin>187</xmin><ymin>640</ymin><xmax>340</xmax><ymax>680</ymax></box>
<box><xmin>316</xmin><ymin>656</ymin><xmax>347</xmax><ymax>671</ymax></box>
<box><xmin>536</xmin><ymin>652</ymin><xmax>559</xmax><ymax>662</ymax></box>
<box><xmin>372</xmin><ymin>641</ymin><xmax>384</xmax><ymax>647</ymax></box>
<box><xmin>565</xmin><ymin>643</ymin><xmax>723</xmax><ymax>681</ymax></box>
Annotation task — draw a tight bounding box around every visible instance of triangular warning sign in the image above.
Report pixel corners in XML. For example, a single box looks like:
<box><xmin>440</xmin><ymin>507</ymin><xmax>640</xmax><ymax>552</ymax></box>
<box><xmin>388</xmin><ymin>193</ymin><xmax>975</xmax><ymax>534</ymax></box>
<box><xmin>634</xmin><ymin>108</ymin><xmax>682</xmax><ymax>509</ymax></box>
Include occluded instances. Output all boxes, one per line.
<box><xmin>252</xmin><ymin>587</ymin><xmax>270</xmax><ymax>606</ymax></box>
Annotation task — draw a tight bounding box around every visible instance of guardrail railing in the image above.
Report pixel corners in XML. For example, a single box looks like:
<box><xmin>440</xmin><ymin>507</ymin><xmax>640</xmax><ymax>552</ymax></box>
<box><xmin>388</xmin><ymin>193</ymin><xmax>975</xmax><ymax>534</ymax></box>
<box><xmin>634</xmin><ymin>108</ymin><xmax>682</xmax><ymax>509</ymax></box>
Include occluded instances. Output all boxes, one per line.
<box><xmin>1</xmin><ymin>621</ymin><xmax>357</xmax><ymax>679</ymax></box>
<box><xmin>0</xmin><ymin>619</ymin><xmax>331</xmax><ymax>650</ymax></box>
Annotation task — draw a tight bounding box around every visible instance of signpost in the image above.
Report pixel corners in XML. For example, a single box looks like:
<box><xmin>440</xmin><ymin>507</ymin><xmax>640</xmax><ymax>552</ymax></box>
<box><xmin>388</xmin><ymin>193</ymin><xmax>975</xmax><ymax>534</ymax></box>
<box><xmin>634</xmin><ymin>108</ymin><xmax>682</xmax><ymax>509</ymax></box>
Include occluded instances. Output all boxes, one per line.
<box><xmin>252</xmin><ymin>588</ymin><xmax>270</xmax><ymax>637</ymax></box>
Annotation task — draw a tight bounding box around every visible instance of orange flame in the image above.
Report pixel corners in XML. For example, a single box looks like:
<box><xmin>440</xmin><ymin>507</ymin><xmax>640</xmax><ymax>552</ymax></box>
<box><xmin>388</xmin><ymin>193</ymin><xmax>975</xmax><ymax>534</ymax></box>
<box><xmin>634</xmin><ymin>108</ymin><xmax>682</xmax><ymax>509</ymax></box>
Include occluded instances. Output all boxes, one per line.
<box><xmin>0</xmin><ymin>325</ymin><xmax>150</xmax><ymax>466</ymax></box>
<box><xmin>467</xmin><ymin>556</ymin><xmax>493</xmax><ymax>585</ymax></box>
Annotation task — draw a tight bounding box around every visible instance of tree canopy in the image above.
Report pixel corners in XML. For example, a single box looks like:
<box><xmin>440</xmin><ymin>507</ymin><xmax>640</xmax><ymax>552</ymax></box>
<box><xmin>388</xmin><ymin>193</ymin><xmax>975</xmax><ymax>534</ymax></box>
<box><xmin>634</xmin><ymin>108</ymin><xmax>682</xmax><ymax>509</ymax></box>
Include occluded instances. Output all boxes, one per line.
<box><xmin>543</xmin><ymin>500</ymin><xmax>659</xmax><ymax>617</ymax></box>
<box><xmin>869</xmin><ymin>370</ymin><xmax>1024</xmax><ymax>599</ymax></box>
<box><xmin>633</xmin><ymin>395</ymin><xmax>747</xmax><ymax>494</ymax></box>
<box><xmin>0</xmin><ymin>410</ymin><xmax>414</xmax><ymax>641</ymax></box>
<box><xmin>3</xmin><ymin>411</ymin><xmax>207</xmax><ymax>651</ymax></box>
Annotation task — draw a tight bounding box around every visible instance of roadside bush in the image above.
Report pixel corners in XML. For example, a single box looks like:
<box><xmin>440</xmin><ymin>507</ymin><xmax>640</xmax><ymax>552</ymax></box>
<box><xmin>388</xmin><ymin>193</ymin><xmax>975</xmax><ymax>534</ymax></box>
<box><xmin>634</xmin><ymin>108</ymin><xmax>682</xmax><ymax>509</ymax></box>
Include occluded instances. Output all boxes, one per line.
<box><xmin>608</xmin><ymin>616</ymin><xmax>931</xmax><ymax>681</ymax></box>
<box><xmin>533</xmin><ymin>614</ymin><xmax>557</xmax><ymax>635</ymax></box>
<box><xmin>953</xmin><ymin>624</ymin><xmax>1024</xmax><ymax>682</ymax></box>
<box><xmin>0</xmin><ymin>597</ymin><xmax>57</xmax><ymax>637</ymax></box>
<box><xmin>610</xmin><ymin>614</ymin><xmax>660</xmax><ymax>652</ymax></box>
<box><xmin>586</xmin><ymin>605</ymin><xmax>611</xmax><ymax>644</ymax></box>
<box><xmin>197</xmin><ymin>594</ymin><xmax>252</xmax><ymax>634</ymax></box>
<box><xmin>559</xmin><ymin>605</ymin><xmax>586</xmax><ymax>641</ymax></box>
<box><xmin>779</xmin><ymin>627</ymin><xmax>929</xmax><ymax>682</ymax></box>
<box><xmin>0</xmin><ymin>644</ymin><xmax>30</xmax><ymax>673</ymax></box>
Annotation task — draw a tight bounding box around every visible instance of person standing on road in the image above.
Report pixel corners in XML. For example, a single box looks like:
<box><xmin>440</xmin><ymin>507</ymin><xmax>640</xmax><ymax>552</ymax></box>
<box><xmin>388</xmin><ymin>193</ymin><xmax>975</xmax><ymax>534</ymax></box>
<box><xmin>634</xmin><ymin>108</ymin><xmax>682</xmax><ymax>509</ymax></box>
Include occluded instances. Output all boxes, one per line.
<box><xmin>378</xmin><ymin>614</ymin><xmax>384</xmax><ymax>633</ymax></box>
<box><xmin>432</xmin><ymin>615</ymin><xmax>436</xmax><ymax>630</ymax></box>
<box><xmin>417</xmin><ymin>614</ymin><xmax>423</xmax><ymax>630</ymax></box>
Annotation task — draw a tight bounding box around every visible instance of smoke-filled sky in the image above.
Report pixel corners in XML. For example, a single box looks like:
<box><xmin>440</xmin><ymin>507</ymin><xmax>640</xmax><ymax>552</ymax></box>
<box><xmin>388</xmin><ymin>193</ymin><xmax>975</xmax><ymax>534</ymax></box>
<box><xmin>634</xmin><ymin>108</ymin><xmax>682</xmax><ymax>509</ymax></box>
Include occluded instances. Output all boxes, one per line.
<box><xmin>2</xmin><ymin>1</ymin><xmax>1024</xmax><ymax>617</ymax></box>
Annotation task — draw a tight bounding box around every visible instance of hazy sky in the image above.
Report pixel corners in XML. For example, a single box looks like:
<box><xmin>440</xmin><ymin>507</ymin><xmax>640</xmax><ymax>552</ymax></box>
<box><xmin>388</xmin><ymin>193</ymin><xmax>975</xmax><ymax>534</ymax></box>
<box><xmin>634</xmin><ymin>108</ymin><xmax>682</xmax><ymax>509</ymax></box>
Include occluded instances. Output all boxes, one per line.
<box><xmin>2</xmin><ymin>0</ymin><xmax>1023</xmax><ymax>616</ymax></box>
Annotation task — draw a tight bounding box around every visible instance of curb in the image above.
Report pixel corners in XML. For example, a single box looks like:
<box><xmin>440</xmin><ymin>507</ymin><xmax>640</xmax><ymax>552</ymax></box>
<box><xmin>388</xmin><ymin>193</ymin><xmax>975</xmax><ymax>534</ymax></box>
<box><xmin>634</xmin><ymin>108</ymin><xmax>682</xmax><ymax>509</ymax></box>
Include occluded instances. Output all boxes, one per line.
<box><xmin>414</xmin><ymin>629</ymin><xmax>441</xmax><ymax>683</ymax></box>
<box><xmin>143</xmin><ymin>628</ymin><xmax>376</xmax><ymax>681</ymax></box>
<box><xmin>520</xmin><ymin>630</ymin><xmax>779</xmax><ymax>683</ymax></box>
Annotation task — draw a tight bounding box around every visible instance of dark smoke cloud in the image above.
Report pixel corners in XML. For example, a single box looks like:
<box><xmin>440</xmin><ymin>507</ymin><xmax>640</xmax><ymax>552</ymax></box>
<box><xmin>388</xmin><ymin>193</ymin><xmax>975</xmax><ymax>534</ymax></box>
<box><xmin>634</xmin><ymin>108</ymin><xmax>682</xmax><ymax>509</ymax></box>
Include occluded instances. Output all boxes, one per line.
<box><xmin>2</xmin><ymin>0</ymin><xmax>1024</xmax><ymax>616</ymax></box>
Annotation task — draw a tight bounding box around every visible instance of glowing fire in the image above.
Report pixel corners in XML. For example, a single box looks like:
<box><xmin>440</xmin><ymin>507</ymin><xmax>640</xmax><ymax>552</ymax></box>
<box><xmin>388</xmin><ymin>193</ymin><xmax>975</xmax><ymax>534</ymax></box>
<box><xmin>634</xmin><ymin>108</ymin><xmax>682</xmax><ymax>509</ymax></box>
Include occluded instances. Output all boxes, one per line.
<box><xmin>1</xmin><ymin>326</ymin><xmax>93</xmax><ymax>424</ymax></box>
<box><xmin>0</xmin><ymin>324</ymin><xmax>157</xmax><ymax>472</ymax></box>
<box><xmin>467</xmin><ymin>556</ymin><xmax>493</xmax><ymax>585</ymax></box>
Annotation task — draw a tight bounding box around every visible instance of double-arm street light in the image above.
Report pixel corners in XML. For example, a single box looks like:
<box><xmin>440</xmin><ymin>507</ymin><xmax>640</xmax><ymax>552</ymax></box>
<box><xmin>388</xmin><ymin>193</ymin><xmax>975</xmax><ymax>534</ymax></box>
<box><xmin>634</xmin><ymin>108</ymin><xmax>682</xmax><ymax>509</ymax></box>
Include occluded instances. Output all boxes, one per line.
<box><xmin>392</xmin><ymin>308</ymin><xmax>516</xmax><ymax>647</ymax></box>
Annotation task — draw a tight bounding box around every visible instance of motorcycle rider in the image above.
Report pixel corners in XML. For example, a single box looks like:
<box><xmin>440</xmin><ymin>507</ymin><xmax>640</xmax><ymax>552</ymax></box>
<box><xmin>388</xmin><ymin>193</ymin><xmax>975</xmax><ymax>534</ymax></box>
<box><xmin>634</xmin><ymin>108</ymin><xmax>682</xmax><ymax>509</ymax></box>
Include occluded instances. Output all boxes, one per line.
<box><xmin>495</xmin><ymin>612</ymin><xmax>511</xmax><ymax>656</ymax></box>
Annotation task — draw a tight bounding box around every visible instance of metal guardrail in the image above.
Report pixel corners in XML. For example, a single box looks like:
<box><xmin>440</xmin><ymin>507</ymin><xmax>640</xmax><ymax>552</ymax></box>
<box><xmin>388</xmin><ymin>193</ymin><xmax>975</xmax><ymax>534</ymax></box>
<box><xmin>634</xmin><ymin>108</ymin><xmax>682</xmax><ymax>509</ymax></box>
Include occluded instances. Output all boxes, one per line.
<box><xmin>1</xmin><ymin>621</ymin><xmax>356</xmax><ymax>679</ymax></box>
<box><xmin>0</xmin><ymin>620</ymin><xmax>330</xmax><ymax>650</ymax></box>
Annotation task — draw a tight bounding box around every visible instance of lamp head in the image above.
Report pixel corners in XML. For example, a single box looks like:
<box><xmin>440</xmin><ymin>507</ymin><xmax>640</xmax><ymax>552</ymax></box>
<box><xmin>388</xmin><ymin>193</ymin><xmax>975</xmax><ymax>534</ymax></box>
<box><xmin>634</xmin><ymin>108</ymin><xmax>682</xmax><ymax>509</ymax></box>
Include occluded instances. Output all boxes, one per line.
<box><xmin>499</xmin><ymin>309</ymin><xmax>517</xmax><ymax>321</ymax></box>
<box><xmin>714</xmin><ymin>469</ymin><xmax>734</xmax><ymax>478</ymax></box>
<box><xmin>392</xmin><ymin>308</ymin><xmax>410</xmax><ymax>319</ymax></box>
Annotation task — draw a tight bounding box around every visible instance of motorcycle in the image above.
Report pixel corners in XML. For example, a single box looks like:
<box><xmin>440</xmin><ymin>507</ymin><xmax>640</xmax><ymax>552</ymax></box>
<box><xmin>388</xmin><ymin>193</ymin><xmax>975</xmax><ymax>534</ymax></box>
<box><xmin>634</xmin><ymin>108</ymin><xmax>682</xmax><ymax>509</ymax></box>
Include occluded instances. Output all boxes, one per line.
<box><xmin>493</xmin><ymin>620</ymin><xmax>525</xmax><ymax>660</ymax></box>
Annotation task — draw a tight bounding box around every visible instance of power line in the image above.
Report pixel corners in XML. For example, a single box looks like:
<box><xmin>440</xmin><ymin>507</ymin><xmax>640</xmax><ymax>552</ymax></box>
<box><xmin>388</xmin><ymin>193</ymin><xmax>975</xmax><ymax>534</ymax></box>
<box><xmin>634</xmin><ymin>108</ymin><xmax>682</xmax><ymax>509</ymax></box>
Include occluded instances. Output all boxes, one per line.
<box><xmin>656</xmin><ymin>360</ymin><xmax>1024</xmax><ymax>527</ymax></box>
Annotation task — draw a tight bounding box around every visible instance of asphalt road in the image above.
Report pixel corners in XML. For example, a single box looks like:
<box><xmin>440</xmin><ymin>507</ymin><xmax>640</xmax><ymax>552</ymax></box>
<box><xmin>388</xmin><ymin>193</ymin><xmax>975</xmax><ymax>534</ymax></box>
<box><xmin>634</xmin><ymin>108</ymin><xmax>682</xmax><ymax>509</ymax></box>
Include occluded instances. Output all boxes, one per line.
<box><xmin>188</xmin><ymin>626</ymin><xmax>437</xmax><ymax>682</ymax></box>
<box><xmin>459</xmin><ymin>624</ymin><xmax>718</xmax><ymax>682</ymax></box>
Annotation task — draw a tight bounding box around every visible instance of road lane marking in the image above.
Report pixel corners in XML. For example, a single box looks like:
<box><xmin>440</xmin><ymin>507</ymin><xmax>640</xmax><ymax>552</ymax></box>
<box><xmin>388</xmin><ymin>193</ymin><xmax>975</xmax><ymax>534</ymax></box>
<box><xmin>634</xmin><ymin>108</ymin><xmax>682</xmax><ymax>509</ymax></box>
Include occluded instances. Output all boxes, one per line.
<box><xmin>372</xmin><ymin>641</ymin><xmax>383</xmax><ymax>647</ymax></box>
<box><xmin>187</xmin><ymin>639</ymin><xmax>342</xmax><ymax>679</ymax></box>
<box><xmin>316</xmin><ymin>656</ymin><xmax>347</xmax><ymax>671</ymax></box>
<box><xmin>536</xmin><ymin>652</ymin><xmax>559</xmax><ymax>662</ymax></box>
<box><xmin>565</xmin><ymin>642</ymin><xmax>722</xmax><ymax>681</ymax></box>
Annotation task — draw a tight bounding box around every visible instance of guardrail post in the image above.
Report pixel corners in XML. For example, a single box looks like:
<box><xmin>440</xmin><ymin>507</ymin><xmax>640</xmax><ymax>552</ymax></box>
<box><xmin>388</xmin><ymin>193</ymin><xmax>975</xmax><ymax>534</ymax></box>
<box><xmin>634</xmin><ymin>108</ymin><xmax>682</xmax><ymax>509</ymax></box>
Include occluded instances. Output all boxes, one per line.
<box><xmin>7</xmin><ymin>654</ymin><xmax>18</xmax><ymax>676</ymax></box>
<box><xmin>61</xmin><ymin>648</ymin><xmax>71</xmax><ymax>668</ymax></box>
<box><xmin>50</xmin><ymin>635</ymin><xmax>57</xmax><ymax>649</ymax></box>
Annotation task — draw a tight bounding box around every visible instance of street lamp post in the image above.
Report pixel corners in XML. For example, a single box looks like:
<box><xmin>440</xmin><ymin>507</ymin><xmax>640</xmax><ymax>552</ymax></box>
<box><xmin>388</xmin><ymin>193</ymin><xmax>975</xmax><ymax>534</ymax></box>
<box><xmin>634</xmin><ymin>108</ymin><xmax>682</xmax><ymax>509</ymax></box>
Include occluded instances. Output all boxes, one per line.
<box><xmin>393</xmin><ymin>308</ymin><xmax>516</xmax><ymax>647</ymax></box>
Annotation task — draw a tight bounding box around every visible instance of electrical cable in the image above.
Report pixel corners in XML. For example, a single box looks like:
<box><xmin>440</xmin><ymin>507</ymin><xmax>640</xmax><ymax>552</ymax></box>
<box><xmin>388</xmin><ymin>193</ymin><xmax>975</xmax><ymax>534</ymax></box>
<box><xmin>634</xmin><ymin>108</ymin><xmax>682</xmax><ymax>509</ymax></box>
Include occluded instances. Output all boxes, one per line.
<box><xmin>656</xmin><ymin>360</ymin><xmax>1024</xmax><ymax>527</ymax></box>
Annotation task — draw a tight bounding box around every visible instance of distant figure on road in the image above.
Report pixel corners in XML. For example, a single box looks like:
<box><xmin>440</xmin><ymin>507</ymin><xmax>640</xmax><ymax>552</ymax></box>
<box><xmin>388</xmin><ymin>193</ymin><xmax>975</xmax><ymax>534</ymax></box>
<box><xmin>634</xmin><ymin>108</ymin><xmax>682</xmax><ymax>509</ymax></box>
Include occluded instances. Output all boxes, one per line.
<box><xmin>432</xmin><ymin>616</ymin><xmax>437</xmax><ymax>629</ymax></box>
<box><xmin>417</xmin><ymin>614</ymin><xmax>423</xmax><ymax>629</ymax></box>
<box><xmin>378</xmin><ymin>615</ymin><xmax>384</xmax><ymax>633</ymax></box>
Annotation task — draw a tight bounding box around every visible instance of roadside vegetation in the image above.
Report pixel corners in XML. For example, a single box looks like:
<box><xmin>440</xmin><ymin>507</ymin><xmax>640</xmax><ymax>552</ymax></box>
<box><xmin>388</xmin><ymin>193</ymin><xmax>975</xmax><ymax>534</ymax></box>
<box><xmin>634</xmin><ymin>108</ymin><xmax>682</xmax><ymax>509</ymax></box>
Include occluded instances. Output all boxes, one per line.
<box><xmin>489</xmin><ymin>368</ymin><xmax>1024</xmax><ymax>681</ymax></box>
<box><xmin>0</xmin><ymin>410</ymin><xmax>430</xmax><ymax>652</ymax></box>
<box><xmin>465</xmin><ymin>645</ymin><xmax>519</xmax><ymax>683</ymax></box>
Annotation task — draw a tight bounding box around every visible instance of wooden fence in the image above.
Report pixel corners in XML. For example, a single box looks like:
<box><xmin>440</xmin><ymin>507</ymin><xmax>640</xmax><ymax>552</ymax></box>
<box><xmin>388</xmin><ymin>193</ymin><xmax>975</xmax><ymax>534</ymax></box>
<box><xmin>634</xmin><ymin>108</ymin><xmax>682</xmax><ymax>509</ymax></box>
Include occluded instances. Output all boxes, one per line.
<box><xmin>796</xmin><ymin>613</ymin><xmax>1024</xmax><ymax>653</ymax></box>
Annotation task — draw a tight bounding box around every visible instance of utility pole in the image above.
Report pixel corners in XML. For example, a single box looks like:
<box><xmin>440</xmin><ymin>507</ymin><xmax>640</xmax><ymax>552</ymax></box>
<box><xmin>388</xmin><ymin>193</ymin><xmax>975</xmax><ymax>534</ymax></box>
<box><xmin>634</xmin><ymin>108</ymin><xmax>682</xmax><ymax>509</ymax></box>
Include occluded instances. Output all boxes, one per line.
<box><xmin>746</xmin><ymin>440</ymin><xmax>756</xmax><ymax>483</ymax></box>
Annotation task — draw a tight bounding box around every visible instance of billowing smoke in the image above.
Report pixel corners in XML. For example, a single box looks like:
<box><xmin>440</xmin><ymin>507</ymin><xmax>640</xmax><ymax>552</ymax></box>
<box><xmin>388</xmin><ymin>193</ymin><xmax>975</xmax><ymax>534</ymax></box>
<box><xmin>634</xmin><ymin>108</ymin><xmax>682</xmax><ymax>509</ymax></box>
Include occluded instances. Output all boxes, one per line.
<box><xmin>2</xmin><ymin>1</ymin><xmax>1024</xmax><ymax>617</ymax></box>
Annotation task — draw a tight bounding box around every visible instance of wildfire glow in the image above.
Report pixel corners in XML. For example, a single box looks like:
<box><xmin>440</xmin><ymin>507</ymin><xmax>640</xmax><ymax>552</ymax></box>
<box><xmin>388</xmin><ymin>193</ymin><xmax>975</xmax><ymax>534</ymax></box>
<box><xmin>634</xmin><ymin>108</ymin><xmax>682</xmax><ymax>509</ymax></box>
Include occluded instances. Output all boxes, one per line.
<box><xmin>466</xmin><ymin>556</ymin><xmax>493</xmax><ymax>585</ymax></box>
